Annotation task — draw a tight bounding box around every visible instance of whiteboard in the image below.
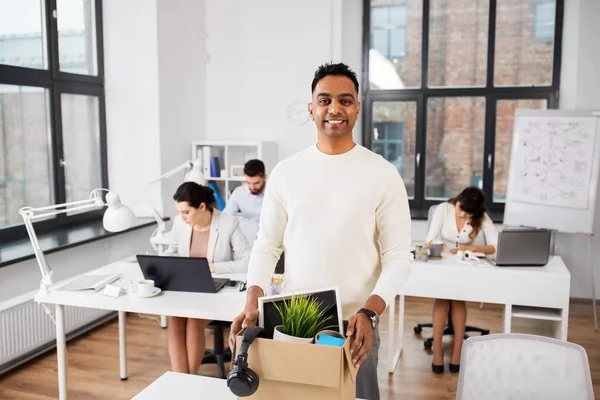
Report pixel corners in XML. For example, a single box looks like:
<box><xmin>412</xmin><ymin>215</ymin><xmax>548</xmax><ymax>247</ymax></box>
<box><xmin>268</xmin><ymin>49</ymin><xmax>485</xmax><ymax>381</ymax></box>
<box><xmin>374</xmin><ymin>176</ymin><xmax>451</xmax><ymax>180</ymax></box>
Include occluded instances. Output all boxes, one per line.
<box><xmin>504</xmin><ymin>109</ymin><xmax>600</xmax><ymax>234</ymax></box>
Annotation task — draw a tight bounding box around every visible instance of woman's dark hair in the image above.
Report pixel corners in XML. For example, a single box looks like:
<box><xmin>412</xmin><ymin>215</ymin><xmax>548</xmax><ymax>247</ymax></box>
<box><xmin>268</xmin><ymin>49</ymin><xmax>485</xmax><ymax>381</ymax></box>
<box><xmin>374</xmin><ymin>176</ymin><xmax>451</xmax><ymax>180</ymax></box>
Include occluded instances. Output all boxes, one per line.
<box><xmin>173</xmin><ymin>182</ymin><xmax>216</xmax><ymax>212</ymax></box>
<box><xmin>448</xmin><ymin>186</ymin><xmax>487</xmax><ymax>240</ymax></box>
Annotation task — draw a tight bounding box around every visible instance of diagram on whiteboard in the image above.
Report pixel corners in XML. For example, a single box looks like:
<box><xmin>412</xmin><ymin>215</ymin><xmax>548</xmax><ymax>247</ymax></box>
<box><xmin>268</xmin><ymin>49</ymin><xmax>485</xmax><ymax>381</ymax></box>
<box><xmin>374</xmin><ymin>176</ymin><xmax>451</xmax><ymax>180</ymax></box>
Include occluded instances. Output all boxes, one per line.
<box><xmin>511</xmin><ymin>117</ymin><xmax>598</xmax><ymax>210</ymax></box>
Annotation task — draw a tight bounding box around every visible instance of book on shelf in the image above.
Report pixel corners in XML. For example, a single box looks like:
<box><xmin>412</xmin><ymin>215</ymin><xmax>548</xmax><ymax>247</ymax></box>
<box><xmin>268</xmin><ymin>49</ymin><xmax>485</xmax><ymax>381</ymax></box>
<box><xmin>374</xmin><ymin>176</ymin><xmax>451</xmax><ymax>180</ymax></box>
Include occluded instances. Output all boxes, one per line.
<box><xmin>210</xmin><ymin>156</ymin><xmax>221</xmax><ymax>177</ymax></box>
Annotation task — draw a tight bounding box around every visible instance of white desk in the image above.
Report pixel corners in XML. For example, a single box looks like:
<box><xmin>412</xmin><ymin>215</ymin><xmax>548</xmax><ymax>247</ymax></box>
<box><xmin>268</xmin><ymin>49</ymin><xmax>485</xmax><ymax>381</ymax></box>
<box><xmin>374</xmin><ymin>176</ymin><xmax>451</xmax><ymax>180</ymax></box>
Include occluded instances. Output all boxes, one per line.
<box><xmin>34</xmin><ymin>261</ymin><xmax>247</xmax><ymax>400</ymax></box>
<box><xmin>387</xmin><ymin>255</ymin><xmax>571</xmax><ymax>373</ymax></box>
<box><xmin>132</xmin><ymin>371</ymin><xmax>367</xmax><ymax>400</ymax></box>
<box><xmin>132</xmin><ymin>372</ymin><xmax>236</xmax><ymax>399</ymax></box>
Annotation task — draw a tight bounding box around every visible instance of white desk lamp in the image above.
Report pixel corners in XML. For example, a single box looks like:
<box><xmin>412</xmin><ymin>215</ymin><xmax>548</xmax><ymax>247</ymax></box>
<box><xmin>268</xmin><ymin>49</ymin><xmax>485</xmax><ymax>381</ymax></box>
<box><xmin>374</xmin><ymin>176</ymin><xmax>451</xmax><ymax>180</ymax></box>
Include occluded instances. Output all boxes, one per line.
<box><xmin>147</xmin><ymin>160</ymin><xmax>205</xmax><ymax>253</ymax></box>
<box><xmin>148</xmin><ymin>159</ymin><xmax>206</xmax><ymax>186</ymax></box>
<box><xmin>19</xmin><ymin>189</ymin><xmax>137</xmax><ymax>294</ymax></box>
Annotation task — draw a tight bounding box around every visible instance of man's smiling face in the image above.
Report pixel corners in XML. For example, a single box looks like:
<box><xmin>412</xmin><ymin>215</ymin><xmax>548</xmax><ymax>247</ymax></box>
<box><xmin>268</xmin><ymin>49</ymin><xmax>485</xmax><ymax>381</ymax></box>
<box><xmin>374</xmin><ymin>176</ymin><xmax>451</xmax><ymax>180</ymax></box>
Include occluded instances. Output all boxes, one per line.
<box><xmin>308</xmin><ymin>75</ymin><xmax>360</xmax><ymax>139</ymax></box>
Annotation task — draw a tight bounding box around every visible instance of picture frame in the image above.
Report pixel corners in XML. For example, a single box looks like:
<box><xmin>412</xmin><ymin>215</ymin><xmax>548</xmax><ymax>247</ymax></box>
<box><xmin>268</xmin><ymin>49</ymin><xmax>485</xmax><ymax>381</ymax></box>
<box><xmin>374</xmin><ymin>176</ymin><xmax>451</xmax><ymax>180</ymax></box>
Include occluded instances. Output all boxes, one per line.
<box><xmin>230</xmin><ymin>165</ymin><xmax>244</xmax><ymax>178</ymax></box>
<box><xmin>258</xmin><ymin>286</ymin><xmax>344</xmax><ymax>339</ymax></box>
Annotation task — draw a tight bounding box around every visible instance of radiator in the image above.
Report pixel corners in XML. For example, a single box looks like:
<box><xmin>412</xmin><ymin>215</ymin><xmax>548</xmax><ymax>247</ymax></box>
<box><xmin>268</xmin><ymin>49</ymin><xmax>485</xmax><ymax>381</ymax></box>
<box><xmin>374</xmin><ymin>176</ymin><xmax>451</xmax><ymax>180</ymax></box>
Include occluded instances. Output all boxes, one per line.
<box><xmin>0</xmin><ymin>299</ymin><xmax>113</xmax><ymax>375</ymax></box>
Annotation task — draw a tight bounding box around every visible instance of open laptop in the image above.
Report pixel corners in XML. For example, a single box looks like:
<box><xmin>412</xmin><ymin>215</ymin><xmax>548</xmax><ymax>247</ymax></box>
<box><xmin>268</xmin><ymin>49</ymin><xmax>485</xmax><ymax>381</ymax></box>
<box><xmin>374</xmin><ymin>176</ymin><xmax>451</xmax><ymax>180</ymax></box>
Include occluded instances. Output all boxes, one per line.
<box><xmin>136</xmin><ymin>255</ymin><xmax>230</xmax><ymax>293</ymax></box>
<box><xmin>487</xmin><ymin>228</ymin><xmax>551</xmax><ymax>266</ymax></box>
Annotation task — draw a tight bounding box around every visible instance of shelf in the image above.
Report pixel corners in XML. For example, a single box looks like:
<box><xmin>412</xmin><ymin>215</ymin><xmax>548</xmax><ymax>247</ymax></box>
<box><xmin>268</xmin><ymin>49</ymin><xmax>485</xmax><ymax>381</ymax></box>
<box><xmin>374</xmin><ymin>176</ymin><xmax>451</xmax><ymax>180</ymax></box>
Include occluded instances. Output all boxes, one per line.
<box><xmin>511</xmin><ymin>305</ymin><xmax>562</xmax><ymax>322</ymax></box>
<box><xmin>205</xmin><ymin>177</ymin><xmax>245</xmax><ymax>182</ymax></box>
<box><xmin>192</xmin><ymin>141</ymin><xmax>278</xmax><ymax>201</ymax></box>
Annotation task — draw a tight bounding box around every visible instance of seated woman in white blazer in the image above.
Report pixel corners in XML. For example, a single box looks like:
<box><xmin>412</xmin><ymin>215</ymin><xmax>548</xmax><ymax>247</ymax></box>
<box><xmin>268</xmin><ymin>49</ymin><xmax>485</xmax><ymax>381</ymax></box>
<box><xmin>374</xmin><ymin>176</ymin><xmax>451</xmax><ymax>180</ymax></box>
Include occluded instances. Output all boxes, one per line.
<box><xmin>167</xmin><ymin>182</ymin><xmax>250</xmax><ymax>374</ymax></box>
<box><xmin>424</xmin><ymin>186</ymin><xmax>498</xmax><ymax>375</ymax></box>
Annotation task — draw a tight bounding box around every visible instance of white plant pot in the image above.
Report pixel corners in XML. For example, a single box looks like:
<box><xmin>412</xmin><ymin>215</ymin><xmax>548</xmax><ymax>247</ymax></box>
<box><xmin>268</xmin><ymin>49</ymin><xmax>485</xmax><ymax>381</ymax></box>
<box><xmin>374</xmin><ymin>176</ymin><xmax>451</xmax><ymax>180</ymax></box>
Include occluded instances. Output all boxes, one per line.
<box><xmin>273</xmin><ymin>325</ymin><xmax>314</xmax><ymax>344</ymax></box>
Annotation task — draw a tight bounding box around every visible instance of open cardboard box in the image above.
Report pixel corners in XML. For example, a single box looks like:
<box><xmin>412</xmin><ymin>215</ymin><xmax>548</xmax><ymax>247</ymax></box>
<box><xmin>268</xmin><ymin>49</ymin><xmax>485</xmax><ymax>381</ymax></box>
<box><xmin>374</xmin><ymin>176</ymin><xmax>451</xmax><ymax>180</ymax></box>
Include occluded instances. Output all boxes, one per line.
<box><xmin>233</xmin><ymin>328</ymin><xmax>358</xmax><ymax>399</ymax></box>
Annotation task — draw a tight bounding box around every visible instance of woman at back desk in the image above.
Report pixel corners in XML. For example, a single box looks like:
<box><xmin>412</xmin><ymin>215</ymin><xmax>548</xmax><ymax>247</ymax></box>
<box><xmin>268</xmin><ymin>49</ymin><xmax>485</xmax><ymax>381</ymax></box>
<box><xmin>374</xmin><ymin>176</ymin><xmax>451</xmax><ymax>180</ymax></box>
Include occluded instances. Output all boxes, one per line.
<box><xmin>424</xmin><ymin>186</ymin><xmax>498</xmax><ymax>374</ymax></box>
<box><xmin>167</xmin><ymin>182</ymin><xmax>250</xmax><ymax>374</ymax></box>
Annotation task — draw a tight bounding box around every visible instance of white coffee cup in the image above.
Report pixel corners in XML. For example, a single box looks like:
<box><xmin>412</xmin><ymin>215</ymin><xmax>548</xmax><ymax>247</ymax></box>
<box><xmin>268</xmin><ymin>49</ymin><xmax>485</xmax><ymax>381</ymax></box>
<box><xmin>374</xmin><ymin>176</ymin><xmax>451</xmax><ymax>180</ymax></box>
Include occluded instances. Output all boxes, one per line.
<box><xmin>137</xmin><ymin>280</ymin><xmax>155</xmax><ymax>297</ymax></box>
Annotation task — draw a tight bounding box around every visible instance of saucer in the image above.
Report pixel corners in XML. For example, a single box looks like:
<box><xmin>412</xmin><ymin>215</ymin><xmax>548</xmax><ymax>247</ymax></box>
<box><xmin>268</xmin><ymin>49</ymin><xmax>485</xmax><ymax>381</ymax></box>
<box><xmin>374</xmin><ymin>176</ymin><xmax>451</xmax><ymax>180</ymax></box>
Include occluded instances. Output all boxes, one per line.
<box><xmin>137</xmin><ymin>288</ymin><xmax>161</xmax><ymax>298</ymax></box>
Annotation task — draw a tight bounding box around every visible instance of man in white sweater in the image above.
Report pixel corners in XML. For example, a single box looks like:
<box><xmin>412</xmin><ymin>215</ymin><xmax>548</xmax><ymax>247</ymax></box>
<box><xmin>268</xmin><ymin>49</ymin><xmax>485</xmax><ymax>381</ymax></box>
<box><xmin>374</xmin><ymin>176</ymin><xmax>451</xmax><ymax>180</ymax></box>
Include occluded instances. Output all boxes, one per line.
<box><xmin>230</xmin><ymin>63</ymin><xmax>412</xmax><ymax>399</ymax></box>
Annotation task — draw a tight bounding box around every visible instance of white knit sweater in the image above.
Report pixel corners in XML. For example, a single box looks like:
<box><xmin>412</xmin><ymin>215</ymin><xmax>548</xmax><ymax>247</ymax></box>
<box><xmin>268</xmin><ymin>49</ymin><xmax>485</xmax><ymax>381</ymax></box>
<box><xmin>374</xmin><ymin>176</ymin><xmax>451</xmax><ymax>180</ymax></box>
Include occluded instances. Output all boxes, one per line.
<box><xmin>246</xmin><ymin>144</ymin><xmax>413</xmax><ymax>319</ymax></box>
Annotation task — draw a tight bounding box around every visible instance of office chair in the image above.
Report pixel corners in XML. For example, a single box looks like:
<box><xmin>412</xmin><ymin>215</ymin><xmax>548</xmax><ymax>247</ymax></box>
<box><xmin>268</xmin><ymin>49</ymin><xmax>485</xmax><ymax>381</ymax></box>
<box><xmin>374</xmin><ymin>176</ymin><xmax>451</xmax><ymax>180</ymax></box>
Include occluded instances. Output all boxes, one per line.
<box><xmin>413</xmin><ymin>205</ymin><xmax>490</xmax><ymax>349</ymax></box>
<box><xmin>202</xmin><ymin>253</ymin><xmax>284</xmax><ymax>378</ymax></box>
<box><xmin>202</xmin><ymin>321</ymin><xmax>232</xmax><ymax>378</ymax></box>
<box><xmin>456</xmin><ymin>334</ymin><xmax>594</xmax><ymax>400</ymax></box>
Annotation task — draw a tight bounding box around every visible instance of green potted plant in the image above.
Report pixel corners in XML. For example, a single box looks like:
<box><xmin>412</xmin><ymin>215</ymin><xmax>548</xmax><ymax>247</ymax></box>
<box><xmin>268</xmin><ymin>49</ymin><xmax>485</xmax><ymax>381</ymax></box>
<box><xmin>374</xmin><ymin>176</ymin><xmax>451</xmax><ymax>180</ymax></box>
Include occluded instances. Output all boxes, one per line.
<box><xmin>272</xmin><ymin>295</ymin><xmax>336</xmax><ymax>344</ymax></box>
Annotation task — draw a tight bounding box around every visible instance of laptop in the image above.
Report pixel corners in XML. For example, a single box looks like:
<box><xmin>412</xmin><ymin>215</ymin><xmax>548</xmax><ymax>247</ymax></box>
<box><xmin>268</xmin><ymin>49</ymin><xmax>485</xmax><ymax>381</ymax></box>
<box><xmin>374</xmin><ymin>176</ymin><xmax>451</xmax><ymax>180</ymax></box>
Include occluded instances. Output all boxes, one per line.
<box><xmin>136</xmin><ymin>255</ymin><xmax>230</xmax><ymax>293</ymax></box>
<box><xmin>487</xmin><ymin>228</ymin><xmax>551</xmax><ymax>266</ymax></box>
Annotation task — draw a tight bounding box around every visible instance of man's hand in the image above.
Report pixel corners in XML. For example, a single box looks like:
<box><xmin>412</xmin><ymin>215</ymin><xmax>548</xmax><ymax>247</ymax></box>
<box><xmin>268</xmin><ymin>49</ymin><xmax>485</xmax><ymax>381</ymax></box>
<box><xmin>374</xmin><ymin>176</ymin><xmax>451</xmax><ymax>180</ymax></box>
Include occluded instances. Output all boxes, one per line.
<box><xmin>228</xmin><ymin>307</ymin><xmax>260</xmax><ymax>350</ymax></box>
<box><xmin>229</xmin><ymin>286</ymin><xmax>264</xmax><ymax>350</ymax></box>
<box><xmin>346</xmin><ymin>312</ymin><xmax>373</xmax><ymax>369</ymax></box>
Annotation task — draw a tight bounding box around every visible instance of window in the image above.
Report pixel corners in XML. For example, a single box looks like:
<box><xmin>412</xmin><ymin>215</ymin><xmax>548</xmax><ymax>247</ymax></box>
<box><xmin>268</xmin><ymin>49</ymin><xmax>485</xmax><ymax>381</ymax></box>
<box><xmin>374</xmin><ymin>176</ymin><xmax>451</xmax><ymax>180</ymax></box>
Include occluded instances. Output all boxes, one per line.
<box><xmin>0</xmin><ymin>85</ymin><xmax>53</xmax><ymax>228</ymax></box>
<box><xmin>534</xmin><ymin>0</ymin><xmax>556</xmax><ymax>43</ymax></box>
<box><xmin>371</xmin><ymin>5</ymin><xmax>407</xmax><ymax>61</ymax></box>
<box><xmin>369</xmin><ymin>0</ymin><xmax>422</xmax><ymax>90</ymax></box>
<box><xmin>60</xmin><ymin>93</ymin><xmax>103</xmax><ymax>209</ymax></box>
<box><xmin>0</xmin><ymin>0</ymin><xmax>47</xmax><ymax>70</ymax></box>
<box><xmin>428</xmin><ymin>0</ymin><xmax>489</xmax><ymax>88</ymax></box>
<box><xmin>496</xmin><ymin>0</ymin><xmax>556</xmax><ymax>86</ymax></box>
<box><xmin>425</xmin><ymin>97</ymin><xmax>486</xmax><ymax>199</ymax></box>
<box><xmin>372</xmin><ymin>101</ymin><xmax>417</xmax><ymax>198</ymax></box>
<box><xmin>57</xmin><ymin>0</ymin><xmax>98</xmax><ymax>75</ymax></box>
<box><xmin>0</xmin><ymin>0</ymin><xmax>106</xmax><ymax>239</ymax></box>
<box><xmin>363</xmin><ymin>0</ymin><xmax>562</xmax><ymax>214</ymax></box>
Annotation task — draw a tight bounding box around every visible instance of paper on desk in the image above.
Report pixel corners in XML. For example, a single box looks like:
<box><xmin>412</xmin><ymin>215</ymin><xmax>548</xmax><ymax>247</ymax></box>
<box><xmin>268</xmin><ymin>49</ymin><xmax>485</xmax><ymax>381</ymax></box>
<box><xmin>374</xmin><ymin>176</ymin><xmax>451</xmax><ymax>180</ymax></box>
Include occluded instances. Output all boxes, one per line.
<box><xmin>57</xmin><ymin>273</ymin><xmax>121</xmax><ymax>292</ymax></box>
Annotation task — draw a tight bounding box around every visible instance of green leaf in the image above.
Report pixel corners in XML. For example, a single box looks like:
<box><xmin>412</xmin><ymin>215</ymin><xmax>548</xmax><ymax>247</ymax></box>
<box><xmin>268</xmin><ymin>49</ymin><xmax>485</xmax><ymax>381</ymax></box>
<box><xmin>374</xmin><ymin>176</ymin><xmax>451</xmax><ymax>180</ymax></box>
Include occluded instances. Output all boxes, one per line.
<box><xmin>274</xmin><ymin>295</ymin><xmax>336</xmax><ymax>339</ymax></box>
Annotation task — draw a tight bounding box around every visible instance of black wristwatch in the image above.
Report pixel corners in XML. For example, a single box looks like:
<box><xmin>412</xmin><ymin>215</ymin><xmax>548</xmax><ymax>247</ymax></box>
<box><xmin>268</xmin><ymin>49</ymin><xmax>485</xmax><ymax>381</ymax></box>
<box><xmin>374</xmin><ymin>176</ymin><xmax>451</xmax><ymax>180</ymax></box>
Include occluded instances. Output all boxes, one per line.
<box><xmin>357</xmin><ymin>308</ymin><xmax>379</xmax><ymax>330</ymax></box>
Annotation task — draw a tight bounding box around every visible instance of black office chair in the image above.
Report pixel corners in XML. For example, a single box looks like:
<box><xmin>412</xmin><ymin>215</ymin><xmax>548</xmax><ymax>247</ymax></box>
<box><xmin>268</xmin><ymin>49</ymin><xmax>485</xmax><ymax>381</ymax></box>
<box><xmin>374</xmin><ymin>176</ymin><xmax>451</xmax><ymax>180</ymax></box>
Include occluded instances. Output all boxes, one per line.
<box><xmin>414</xmin><ymin>205</ymin><xmax>490</xmax><ymax>349</ymax></box>
<box><xmin>414</xmin><ymin>303</ymin><xmax>490</xmax><ymax>349</ymax></box>
<box><xmin>202</xmin><ymin>252</ymin><xmax>285</xmax><ymax>378</ymax></box>
<box><xmin>202</xmin><ymin>320</ymin><xmax>232</xmax><ymax>378</ymax></box>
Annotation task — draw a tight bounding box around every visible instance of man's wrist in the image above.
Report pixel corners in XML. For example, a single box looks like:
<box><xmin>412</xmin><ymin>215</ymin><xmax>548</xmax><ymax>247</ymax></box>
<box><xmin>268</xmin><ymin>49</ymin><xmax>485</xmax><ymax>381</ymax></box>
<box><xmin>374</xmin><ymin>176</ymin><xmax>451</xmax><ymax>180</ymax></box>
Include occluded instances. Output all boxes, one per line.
<box><xmin>244</xmin><ymin>285</ymin><xmax>264</xmax><ymax>310</ymax></box>
<box><xmin>356</xmin><ymin>308</ymin><xmax>379</xmax><ymax>329</ymax></box>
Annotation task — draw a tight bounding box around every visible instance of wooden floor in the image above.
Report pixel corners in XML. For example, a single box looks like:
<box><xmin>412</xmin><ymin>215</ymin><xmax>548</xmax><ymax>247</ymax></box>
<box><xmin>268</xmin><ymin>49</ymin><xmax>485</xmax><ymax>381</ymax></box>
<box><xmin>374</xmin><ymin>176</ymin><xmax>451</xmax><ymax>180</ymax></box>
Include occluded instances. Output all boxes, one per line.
<box><xmin>1</xmin><ymin>297</ymin><xmax>599</xmax><ymax>399</ymax></box>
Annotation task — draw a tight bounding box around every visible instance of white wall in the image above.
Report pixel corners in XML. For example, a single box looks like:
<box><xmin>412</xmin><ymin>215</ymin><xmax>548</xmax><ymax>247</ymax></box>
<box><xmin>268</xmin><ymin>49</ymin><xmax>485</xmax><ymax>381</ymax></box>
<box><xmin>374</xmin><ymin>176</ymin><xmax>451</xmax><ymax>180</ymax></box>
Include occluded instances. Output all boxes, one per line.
<box><xmin>103</xmin><ymin>0</ymin><xmax>163</xmax><ymax>214</ymax></box>
<box><xmin>557</xmin><ymin>0</ymin><xmax>600</xmax><ymax>299</ymax></box>
<box><xmin>157</xmin><ymin>0</ymin><xmax>207</xmax><ymax>218</ymax></box>
<box><xmin>204</xmin><ymin>0</ymin><xmax>363</xmax><ymax>160</ymax></box>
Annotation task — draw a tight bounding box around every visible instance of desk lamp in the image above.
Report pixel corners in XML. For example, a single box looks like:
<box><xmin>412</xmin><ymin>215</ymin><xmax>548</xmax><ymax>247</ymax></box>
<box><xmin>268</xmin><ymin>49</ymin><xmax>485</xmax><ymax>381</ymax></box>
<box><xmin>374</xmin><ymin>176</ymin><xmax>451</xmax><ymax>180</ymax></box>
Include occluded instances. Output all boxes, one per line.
<box><xmin>19</xmin><ymin>189</ymin><xmax>137</xmax><ymax>293</ymax></box>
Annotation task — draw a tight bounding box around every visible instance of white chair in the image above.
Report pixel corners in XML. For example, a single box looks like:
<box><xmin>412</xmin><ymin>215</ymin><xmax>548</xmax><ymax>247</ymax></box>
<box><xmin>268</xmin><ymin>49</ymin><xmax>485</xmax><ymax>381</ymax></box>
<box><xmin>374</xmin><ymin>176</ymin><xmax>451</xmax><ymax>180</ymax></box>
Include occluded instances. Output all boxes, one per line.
<box><xmin>456</xmin><ymin>333</ymin><xmax>594</xmax><ymax>400</ymax></box>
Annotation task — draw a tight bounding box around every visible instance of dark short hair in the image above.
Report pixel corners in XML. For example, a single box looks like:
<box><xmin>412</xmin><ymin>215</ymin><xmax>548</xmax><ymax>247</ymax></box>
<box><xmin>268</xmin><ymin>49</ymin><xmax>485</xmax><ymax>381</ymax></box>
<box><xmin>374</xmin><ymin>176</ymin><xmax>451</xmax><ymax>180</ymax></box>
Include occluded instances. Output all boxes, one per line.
<box><xmin>244</xmin><ymin>159</ymin><xmax>265</xmax><ymax>177</ymax></box>
<box><xmin>173</xmin><ymin>182</ymin><xmax>215</xmax><ymax>211</ymax></box>
<box><xmin>311</xmin><ymin>62</ymin><xmax>359</xmax><ymax>94</ymax></box>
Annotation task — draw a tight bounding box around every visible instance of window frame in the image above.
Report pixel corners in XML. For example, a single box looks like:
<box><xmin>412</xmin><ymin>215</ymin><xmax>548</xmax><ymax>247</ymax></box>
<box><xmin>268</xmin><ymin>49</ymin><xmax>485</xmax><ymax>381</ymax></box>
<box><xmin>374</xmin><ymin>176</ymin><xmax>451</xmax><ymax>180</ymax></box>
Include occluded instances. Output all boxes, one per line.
<box><xmin>362</xmin><ymin>0</ymin><xmax>564</xmax><ymax>215</ymax></box>
<box><xmin>0</xmin><ymin>0</ymin><xmax>107</xmax><ymax>242</ymax></box>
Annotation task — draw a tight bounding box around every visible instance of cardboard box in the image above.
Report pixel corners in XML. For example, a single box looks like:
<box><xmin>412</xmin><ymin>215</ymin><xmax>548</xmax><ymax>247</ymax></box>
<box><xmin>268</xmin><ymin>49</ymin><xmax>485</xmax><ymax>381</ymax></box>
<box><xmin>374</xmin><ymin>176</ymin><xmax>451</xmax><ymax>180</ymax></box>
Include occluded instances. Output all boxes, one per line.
<box><xmin>234</xmin><ymin>330</ymin><xmax>358</xmax><ymax>400</ymax></box>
